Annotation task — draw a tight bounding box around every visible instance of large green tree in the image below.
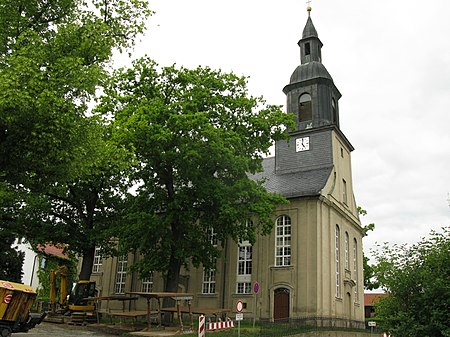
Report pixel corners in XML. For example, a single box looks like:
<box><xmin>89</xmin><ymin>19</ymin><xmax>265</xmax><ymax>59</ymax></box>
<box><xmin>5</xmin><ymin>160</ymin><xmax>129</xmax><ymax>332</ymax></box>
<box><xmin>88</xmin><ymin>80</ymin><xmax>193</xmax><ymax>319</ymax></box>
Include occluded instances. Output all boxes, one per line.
<box><xmin>98</xmin><ymin>58</ymin><xmax>294</xmax><ymax>292</ymax></box>
<box><xmin>373</xmin><ymin>227</ymin><xmax>450</xmax><ymax>337</ymax></box>
<box><xmin>0</xmin><ymin>0</ymin><xmax>151</xmax><ymax>185</ymax></box>
<box><xmin>0</xmin><ymin>0</ymin><xmax>151</xmax><ymax>280</ymax></box>
<box><xmin>14</xmin><ymin>121</ymin><xmax>133</xmax><ymax>280</ymax></box>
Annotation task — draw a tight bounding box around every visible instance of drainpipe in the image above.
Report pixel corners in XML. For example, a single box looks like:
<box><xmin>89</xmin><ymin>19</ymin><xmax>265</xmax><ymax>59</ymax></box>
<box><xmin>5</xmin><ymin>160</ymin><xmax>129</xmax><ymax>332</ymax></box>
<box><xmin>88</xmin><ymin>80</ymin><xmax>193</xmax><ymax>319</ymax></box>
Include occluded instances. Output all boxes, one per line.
<box><xmin>221</xmin><ymin>239</ymin><xmax>228</xmax><ymax>311</ymax></box>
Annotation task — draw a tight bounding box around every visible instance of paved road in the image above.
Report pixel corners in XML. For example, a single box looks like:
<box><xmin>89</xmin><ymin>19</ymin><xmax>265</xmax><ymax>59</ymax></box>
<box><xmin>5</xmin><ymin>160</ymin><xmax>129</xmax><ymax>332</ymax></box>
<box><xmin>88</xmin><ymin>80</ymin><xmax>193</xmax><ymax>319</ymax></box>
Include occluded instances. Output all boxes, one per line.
<box><xmin>13</xmin><ymin>322</ymin><xmax>119</xmax><ymax>337</ymax></box>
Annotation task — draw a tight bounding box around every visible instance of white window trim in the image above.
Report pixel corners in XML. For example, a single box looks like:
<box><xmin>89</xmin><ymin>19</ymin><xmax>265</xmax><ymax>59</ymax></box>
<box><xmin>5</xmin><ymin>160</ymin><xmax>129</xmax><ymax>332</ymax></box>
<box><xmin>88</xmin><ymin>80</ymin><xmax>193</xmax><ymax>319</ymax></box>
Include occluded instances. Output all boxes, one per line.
<box><xmin>335</xmin><ymin>225</ymin><xmax>341</xmax><ymax>298</ymax></box>
<box><xmin>345</xmin><ymin>232</ymin><xmax>349</xmax><ymax>270</ymax></box>
<box><xmin>353</xmin><ymin>238</ymin><xmax>358</xmax><ymax>303</ymax></box>
<box><xmin>275</xmin><ymin>215</ymin><xmax>291</xmax><ymax>267</ymax></box>
<box><xmin>141</xmin><ymin>272</ymin><xmax>154</xmax><ymax>293</ymax></box>
<box><xmin>114</xmin><ymin>255</ymin><xmax>128</xmax><ymax>294</ymax></box>
<box><xmin>92</xmin><ymin>247</ymin><xmax>103</xmax><ymax>273</ymax></box>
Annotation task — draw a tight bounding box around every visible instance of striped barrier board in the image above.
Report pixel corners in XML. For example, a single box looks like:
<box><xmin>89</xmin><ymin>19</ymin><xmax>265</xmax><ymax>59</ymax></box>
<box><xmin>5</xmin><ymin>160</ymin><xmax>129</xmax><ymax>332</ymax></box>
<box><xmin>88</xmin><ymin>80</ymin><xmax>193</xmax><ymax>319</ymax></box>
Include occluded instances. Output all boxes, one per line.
<box><xmin>207</xmin><ymin>319</ymin><xmax>235</xmax><ymax>331</ymax></box>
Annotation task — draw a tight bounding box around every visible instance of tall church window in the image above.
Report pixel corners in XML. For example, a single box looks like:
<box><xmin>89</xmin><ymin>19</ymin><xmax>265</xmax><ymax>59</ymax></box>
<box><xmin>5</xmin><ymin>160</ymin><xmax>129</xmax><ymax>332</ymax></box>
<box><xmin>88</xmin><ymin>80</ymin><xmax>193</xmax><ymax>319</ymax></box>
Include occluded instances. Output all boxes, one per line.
<box><xmin>275</xmin><ymin>215</ymin><xmax>291</xmax><ymax>267</ymax></box>
<box><xmin>345</xmin><ymin>232</ymin><xmax>349</xmax><ymax>270</ymax></box>
<box><xmin>202</xmin><ymin>259</ymin><xmax>216</xmax><ymax>294</ymax></box>
<box><xmin>353</xmin><ymin>238</ymin><xmax>358</xmax><ymax>302</ymax></box>
<box><xmin>299</xmin><ymin>93</ymin><xmax>312</xmax><ymax>122</ymax></box>
<box><xmin>92</xmin><ymin>246</ymin><xmax>103</xmax><ymax>273</ymax></box>
<box><xmin>238</xmin><ymin>245</ymin><xmax>252</xmax><ymax>275</ymax></box>
<box><xmin>236</xmin><ymin>220</ymin><xmax>253</xmax><ymax>294</ymax></box>
<box><xmin>203</xmin><ymin>223</ymin><xmax>217</xmax><ymax>296</ymax></box>
<box><xmin>141</xmin><ymin>272</ymin><xmax>154</xmax><ymax>292</ymax></box>
<box><xmin>335</xmin><ymin>225</ymin><xmax>341</xmax><ymax>297</ymax></box>
<box><xmin>115</xmin><ymin>255</ymin><xmax>128</xmax><ymax>294</ymax></box>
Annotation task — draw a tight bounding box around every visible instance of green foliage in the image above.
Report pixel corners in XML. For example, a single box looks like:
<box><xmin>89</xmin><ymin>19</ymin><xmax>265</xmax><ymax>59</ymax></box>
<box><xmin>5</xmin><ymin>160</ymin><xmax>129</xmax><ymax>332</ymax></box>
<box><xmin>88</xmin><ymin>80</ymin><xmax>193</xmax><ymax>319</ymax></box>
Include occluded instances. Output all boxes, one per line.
<box><xmin>0</xmin><ymin>0</ymin><xmax>151</xmax><ymax>185</ymax></box>
<box><xmin>0</xmin><ymin>231</ymin><xmax>24</xmax><ymax>282</ymax></box>
<box><xmin>373</xmin><ymin>227</ymin><xmax>450</xmax><ymax>337</ymax></box>
<box><xmin>358</xmin><ymin>206</ymin><xmax>379</xmax><ymax>290</ymax></box>
<box><xmin>35</xmin><ymin>254</ymin><xmax>77</xmax><ymax>300</ymax></box>
<box><xmin>97</xmin><ymin>58</ymin><xmax>295</xmax><ymax>287</ymax></box>
<box><xmin>0</xmin><ymin>0</ymin><xmax>151</xmax><ymax>280</ymax></box>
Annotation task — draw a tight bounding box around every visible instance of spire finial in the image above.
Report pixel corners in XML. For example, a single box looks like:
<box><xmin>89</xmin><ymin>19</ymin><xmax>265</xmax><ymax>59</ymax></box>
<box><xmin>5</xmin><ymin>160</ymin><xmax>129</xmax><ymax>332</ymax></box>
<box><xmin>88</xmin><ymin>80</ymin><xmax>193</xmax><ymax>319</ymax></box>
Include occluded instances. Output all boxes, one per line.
<box><xmin>306</xmin><ymin>0</ymin><xmax>312</xmax><ymax>15</ymax></box>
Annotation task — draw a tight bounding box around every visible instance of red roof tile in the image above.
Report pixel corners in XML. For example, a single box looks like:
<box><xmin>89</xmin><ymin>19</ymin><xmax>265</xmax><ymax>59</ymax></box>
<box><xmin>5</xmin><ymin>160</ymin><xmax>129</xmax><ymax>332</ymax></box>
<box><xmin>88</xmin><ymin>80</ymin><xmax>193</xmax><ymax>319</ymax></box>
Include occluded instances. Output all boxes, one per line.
<box><xmin>36</xmin><ymin>244</ymin><xmax>69</xmax><ymax>260</ymax></box>
<box><xmin>364</xmin><ymin>293</ymin><xmax>387</xmax><ymax>306</ymax></box>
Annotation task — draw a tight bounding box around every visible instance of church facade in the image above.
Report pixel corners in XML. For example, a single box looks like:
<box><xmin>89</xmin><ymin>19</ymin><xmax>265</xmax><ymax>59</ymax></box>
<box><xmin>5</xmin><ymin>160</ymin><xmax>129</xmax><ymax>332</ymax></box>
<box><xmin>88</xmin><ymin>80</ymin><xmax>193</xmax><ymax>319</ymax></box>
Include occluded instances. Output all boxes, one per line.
<box><xmin>90</xmin><ymin>10</ymin><xmax>365</xmax><ymax>328</ymax></box>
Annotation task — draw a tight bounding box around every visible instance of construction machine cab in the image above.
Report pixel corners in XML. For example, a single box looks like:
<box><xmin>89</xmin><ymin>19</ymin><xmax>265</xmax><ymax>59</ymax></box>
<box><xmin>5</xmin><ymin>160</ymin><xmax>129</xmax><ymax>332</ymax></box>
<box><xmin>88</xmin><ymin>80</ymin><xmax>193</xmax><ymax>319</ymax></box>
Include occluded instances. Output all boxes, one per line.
<box><xmin>67</xmin><ymin>280</ymin><xmax>96</xmax><ymax>312</ymax></box>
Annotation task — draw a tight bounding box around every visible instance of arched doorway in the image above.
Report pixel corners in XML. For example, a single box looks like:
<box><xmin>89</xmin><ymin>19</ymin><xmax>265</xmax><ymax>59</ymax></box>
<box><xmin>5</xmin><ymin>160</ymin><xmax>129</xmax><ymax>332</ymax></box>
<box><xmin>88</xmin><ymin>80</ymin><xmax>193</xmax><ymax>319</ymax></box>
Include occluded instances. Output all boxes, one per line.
<box><xmin>274</xmin><ymin>288</ymin><xmax>290</xmax><ymax>322</ymax></box>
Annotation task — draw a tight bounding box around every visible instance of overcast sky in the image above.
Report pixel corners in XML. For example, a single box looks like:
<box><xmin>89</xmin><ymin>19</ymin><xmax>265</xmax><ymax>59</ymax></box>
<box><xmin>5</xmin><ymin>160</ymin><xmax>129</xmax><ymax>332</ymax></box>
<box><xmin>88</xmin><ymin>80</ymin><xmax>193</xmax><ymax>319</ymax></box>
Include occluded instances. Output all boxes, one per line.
<box><xmin>113</xmin><ymin>0</ymin><xmax>450</xmax><ymax>257</ymax></box>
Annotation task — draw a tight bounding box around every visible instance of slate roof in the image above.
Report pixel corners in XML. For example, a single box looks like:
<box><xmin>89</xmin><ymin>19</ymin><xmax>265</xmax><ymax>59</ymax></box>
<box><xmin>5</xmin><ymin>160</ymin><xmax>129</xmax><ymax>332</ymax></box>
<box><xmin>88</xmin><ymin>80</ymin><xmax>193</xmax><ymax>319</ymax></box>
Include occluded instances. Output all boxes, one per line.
<box><xmin>289</xmin><ymin>61</ymin><xmax>333</xmax><ymax>85</ymax></box>
<box><xmin>250</xmin><ymin>156</ymin><xmax>333</xmax><ymax>199</ymax></box>
<box><xmin>302</xmin><ymin>16</ymin><xmax>318</xmax><ymax>39</ymax></box>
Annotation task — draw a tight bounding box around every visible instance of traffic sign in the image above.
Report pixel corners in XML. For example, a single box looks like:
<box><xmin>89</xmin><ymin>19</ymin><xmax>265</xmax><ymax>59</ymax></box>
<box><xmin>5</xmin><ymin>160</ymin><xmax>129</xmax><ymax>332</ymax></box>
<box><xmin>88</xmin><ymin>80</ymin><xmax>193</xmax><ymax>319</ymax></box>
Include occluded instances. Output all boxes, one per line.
<box><xmin>368</xmin><ymin>321</ymin><xmax>376</xmax><ymax>327</ymax></box>
<box><xmin>236</xmin><ymin>313</ymin><xmax>243</xmax><ymax>321</ymax></box>
<box><xmin>253</xmin><ymin>281</ymin><xmax>260</xmax><ymax>294</ymax></box>
<box><xmin>236</xmin><ymin>300</ymin><xmax>244</xmax><ymax>313</ymax></box>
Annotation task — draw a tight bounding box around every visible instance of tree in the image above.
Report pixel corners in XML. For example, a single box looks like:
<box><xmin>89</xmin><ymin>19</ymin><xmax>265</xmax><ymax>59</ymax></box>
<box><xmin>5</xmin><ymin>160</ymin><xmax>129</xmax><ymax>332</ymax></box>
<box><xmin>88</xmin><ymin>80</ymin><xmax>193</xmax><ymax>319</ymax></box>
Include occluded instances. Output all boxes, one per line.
<box><xmin>0</xmin><ymin>0</ymin><xmax>151</xmax><ymax>186</ymax></box>
<box><xmin>373</xmin><ymin>227</ymin><xmax>450</xmax><ymax>337</ymax></box>
<box><xmin>15</xmin><ymin>121</ymin><xmax>133</xmax><ymax>280</ymax></box>
<box><xmin>358</xmin><ymin>207</ymin><xmax>379</xmax><ymax>290</ymax></box>
<box><xmin>97</xmin><ymin>58</ymin><xmax>294</xmax><ymax>292</ymax></box>
<box><xmin>0</xmin><ymin>0</ymin><xmax>152</xmax><ymax>280</ymax></box>
<box><xmin>0</xmin><ymin>230</ymin><xmax>24</xmax><ymax>282</ymax></box>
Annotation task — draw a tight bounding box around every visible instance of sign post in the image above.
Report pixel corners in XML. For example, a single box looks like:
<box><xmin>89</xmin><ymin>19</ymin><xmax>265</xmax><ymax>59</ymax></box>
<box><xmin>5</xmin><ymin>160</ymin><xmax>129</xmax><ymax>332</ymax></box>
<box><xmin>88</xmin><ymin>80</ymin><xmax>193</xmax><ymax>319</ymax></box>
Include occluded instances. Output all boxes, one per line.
<box><xmin>236</xmin><ymin>300</ymin><xmax>243</xmax><ymax>337</ymax></box>
<box><xmin>368</xmin><ymin>321</ymin><xmax>376</xmax><ymax>336</ymax></box>
<box><xmin>252</xmin><ymin>281</ymin><xmax>259</xmax><ymax>327</ymax></box>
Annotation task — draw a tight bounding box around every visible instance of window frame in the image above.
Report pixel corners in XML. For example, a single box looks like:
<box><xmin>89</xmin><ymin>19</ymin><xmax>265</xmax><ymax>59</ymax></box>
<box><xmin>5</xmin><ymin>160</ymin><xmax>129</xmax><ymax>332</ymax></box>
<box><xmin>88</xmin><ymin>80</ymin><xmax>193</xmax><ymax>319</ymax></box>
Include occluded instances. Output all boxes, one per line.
<box><xmin>92</xmin><ymin>246</ymin><xmax>103</xmax><ymax>273</ymax></box>
<box><xmin>114</xmin><ymin>255</ymin><xmax>128</xmax><ymax>294</ymax></box>
<box><xmin>275</xmin><ymin>215</ymin><xmax>292</xmax><ymax>267</ymax></box>
<box><xmin>141</xmin><ymin>272</ymin><xmax>154</xmax><ymax>293</ymax></box>
<box><xmin>335</xmin><ymin>225</ymin><xmax>341</xmax><ymax>298</ymax></box>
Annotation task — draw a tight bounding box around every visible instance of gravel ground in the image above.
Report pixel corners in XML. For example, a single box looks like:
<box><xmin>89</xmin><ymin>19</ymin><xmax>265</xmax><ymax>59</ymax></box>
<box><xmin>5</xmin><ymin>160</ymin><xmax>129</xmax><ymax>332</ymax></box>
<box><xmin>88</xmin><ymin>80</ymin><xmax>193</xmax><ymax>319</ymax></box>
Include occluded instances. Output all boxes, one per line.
<box><xmin>12</xmin><ymin>322</ymin><xmax>122</xmax><ymax>337</ymax></box>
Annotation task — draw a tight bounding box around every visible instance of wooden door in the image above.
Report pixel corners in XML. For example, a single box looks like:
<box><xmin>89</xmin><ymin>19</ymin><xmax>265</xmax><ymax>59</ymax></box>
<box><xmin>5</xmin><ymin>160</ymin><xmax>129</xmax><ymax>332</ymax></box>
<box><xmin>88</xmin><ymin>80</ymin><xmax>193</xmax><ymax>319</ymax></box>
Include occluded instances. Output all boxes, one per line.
<box><xmin>274</xmin><ymin>288</ymin><xmax>290</xmax><ymax>322</ymax></box>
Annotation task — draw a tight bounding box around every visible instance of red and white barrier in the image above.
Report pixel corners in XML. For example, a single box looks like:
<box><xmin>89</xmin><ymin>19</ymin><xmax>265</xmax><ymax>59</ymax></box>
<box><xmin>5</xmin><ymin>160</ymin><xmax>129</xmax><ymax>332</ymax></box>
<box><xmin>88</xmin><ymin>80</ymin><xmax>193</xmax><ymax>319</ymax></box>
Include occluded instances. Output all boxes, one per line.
<box><xmin>207</xmin><ymin>318</ymin><xmax>235</xmax><ymax>331</ymax></box>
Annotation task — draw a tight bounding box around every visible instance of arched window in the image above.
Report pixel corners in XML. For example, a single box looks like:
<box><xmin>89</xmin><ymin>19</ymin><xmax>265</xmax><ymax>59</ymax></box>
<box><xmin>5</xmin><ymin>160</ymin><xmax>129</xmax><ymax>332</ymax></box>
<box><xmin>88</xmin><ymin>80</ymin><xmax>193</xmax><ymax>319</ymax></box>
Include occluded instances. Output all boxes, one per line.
<box><xmin>299</xmin><ymin>93</ymin><xmax>312</xmax><ymax>122</ymax></box>
<box><xmin>275</xmin><ymin>215</ymin><xmax>291</xmax><ymax>267</ymax></box>
<box><xmin>335</xmin><ymin>225</ymin><xmax>341</xmax><ymax>297</ymax></box>
<box><xmin>345</xmin><ymin>232</ymin><xmax>349</xmax><ymax>270</ymax></box>
<box><xmin>353</xmin><ymin>238</ymin><xmax>358</xmax><ymax>302</ymax></box>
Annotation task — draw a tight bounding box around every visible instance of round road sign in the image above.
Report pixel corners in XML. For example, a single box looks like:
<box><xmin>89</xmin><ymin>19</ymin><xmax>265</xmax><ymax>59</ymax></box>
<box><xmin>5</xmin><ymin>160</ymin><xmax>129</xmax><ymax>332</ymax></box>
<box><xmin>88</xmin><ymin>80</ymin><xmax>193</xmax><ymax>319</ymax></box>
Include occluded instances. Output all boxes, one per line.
<box><xmin>236</xmin><ymin>300</ymin><xmax>244</xmax><ymax>313</ymax></box>
<box><xmin>253</xmin><ymin>281</ymin><xmax>260</xmax><ymax>294</ymax></box>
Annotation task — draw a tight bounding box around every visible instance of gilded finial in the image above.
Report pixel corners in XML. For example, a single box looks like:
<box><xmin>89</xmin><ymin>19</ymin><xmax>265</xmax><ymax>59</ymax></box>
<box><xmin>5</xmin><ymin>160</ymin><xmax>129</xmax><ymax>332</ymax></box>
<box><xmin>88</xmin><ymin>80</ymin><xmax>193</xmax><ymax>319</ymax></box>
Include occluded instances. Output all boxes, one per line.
<box><xmin>306</xmin><ymin>0</ymin><xmax>312</xmax><ymax>13</ymax></box>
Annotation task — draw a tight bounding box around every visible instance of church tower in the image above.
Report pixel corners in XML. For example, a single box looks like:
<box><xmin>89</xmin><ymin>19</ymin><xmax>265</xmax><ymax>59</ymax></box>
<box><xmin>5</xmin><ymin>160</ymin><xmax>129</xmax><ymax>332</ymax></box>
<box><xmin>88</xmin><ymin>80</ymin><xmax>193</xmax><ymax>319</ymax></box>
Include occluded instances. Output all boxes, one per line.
<box><xmin>247</xmin><ymin>7</ymin><xmax>365</xmax><ymax>327</ymax></box>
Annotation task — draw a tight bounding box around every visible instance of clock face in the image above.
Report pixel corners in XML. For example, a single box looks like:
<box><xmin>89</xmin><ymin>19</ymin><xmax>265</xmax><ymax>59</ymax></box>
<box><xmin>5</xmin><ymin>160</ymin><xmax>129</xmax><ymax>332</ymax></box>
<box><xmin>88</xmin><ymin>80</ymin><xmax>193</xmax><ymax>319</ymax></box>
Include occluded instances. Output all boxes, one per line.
<box><xmin>296</xmin><ymin>136</ymin><xmax>310</xmax><ymax>152</ymax></box>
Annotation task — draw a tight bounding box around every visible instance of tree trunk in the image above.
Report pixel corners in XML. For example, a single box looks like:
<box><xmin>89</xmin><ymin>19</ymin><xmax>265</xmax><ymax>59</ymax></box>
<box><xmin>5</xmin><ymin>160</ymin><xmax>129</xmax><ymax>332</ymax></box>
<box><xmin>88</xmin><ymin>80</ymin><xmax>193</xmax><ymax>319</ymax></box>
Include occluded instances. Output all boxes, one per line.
<box><xmin>162</xmin><ymin>248</ymin><xmax>182</xmax><ymax>324</ymax></box>
<box><xmin>78</xmin><ymin>246</ymin><xmax>95</xmax><ymax>280</ymax></box>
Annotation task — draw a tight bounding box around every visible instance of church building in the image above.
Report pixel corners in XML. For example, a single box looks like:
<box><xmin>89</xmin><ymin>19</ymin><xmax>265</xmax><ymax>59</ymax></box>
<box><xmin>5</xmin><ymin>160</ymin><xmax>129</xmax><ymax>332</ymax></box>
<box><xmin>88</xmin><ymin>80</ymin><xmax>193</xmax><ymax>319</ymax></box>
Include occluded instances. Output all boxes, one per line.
<box><xmin>90</xmin><ymin>8</ymin><xmax>365</xmax><ymax>328</ymax></box>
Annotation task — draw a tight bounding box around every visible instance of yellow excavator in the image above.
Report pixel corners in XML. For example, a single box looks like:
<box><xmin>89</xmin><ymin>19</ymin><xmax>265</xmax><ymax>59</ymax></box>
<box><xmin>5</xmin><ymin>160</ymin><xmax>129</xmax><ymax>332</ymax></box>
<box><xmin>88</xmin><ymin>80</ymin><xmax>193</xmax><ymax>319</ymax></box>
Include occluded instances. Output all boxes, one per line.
<box><xmin>49</xmin><ymin>266</ymin><xmax>96</xmax><ymax>313</ymax></box>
